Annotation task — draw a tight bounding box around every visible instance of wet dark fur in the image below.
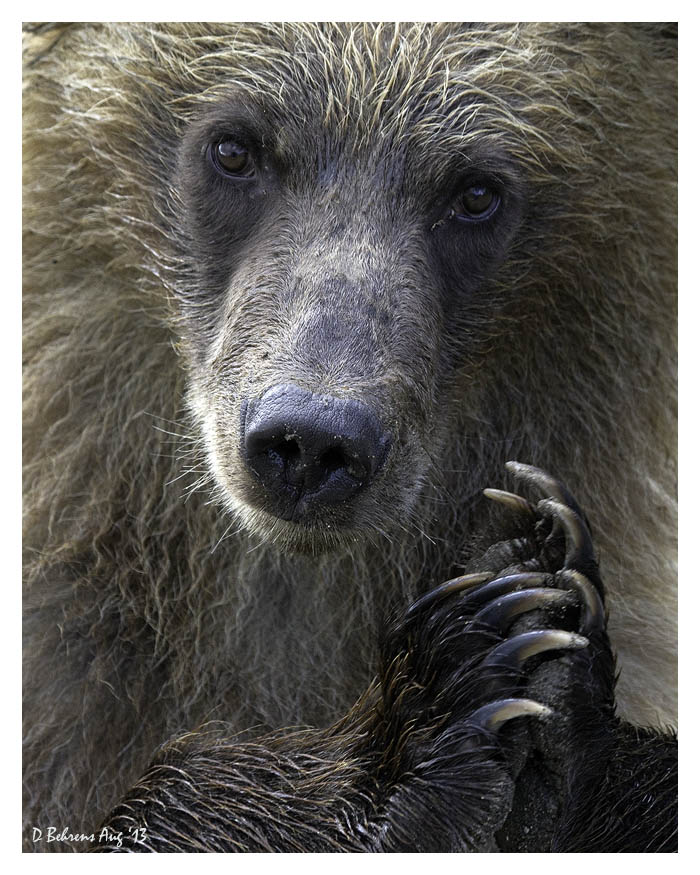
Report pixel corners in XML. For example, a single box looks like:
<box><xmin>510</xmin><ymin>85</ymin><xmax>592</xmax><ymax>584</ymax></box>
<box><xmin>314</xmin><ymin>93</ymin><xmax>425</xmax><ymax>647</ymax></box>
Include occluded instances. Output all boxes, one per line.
<box><xmin>23</xmin><ymin>23</ymin><xmax>677</xmax><ymax>851</ymax></box>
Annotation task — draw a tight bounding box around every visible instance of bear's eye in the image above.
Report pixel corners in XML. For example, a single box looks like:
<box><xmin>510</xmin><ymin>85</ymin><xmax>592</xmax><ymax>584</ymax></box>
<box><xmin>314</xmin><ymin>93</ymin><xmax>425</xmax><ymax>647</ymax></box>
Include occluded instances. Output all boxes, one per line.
<box><xmin>211</xmin><ymin>139</ymin><xmax>255</xmax><ymax>178</ymax></box>
<box><xmin>454</xmin><ymin>183</ymin><xmax>500</xmax><ymax>221</ymax></box>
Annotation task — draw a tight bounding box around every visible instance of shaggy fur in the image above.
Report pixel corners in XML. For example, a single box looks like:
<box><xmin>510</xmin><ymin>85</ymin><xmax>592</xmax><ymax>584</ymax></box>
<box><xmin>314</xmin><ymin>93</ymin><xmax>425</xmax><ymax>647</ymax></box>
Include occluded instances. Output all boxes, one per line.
<box><xmin>23</xmin><ymin>22</ymin><xmax>676</xmax><ymax>850</ymax></box>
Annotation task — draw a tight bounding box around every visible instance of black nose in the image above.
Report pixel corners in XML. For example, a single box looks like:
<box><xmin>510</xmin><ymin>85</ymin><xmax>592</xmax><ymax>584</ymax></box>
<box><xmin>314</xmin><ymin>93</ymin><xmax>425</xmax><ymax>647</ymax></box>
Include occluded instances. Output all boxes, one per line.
<box><xmin>241</xmin><ymin>384</ymin><xmax>391</xmax><ymax>520</ymax></box>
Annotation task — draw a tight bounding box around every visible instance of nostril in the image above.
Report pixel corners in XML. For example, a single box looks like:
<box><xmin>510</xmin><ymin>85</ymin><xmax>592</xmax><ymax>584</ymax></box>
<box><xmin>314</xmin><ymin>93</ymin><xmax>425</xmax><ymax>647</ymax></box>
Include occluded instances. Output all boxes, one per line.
<box><xmin>319</xmin><ymin>447</ymin><xmax>348</xmax><ymax>475</ymax></box>
<box><xmin>270</xmin><ymin>439</ymin><xmax>301</xmax><ymax>468</ymax></box>
<box><xmin>318</xmin><ymin>446</ymin><xmax>370</xmax><ymax>484</ymax></box>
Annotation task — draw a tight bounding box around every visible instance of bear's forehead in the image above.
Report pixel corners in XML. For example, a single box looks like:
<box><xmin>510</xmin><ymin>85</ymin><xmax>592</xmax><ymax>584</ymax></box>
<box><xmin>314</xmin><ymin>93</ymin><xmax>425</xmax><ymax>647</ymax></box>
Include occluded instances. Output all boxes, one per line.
<box><xmin>183</xmin><ymin>23</ymin><xmax>558</xmax><ymax>176</ymax></box>
<box><xmin>189</xmin><ymin>23</ymin><xmax>539</xmax><ymax>129</ymax></box>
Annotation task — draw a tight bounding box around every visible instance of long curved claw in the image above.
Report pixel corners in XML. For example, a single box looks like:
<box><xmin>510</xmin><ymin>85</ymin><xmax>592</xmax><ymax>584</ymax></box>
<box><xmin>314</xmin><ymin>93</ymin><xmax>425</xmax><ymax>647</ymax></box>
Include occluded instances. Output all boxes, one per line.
<box><xmin>407</xmin><ymin>571</ymin><xmax>556</xmax><ymax>620</ymax></box>
<box><xmin>556</xmin><ymin>568</ymin><xmax>605</xmax><ymax>634</ymax></box>
<box><xmin>406</xmin><ymin>571</ymin><xmax>494</xmax><ymax>618</ymax></box>
<box><xmin>483</xmin><ymin>629</ymin><xmax>588</xmax><ymax>670</ymax></box>
<box><xmin>469</xmin><ymin>698</ymin><xmax>552</xmax><ymax>732</ymax></box>
<box><xmin>538</xmin><ymin>498</ymin><xmax>595</xmax><ymax>571</ymax></box>
<box><xmin>460</xmin><ymin>572</ymin><xmax>553</xmax><ymax>611</ymax></box>
<box><xmin>482</xmin><ymin>488</ymin><xmax>536</xmax><ymax>519</ymax></box>
<box><xmin>472</xmin><ymin>587</ymin><xmax>573</xmax><ymax>634</ymax></box>
<box><xmin>505</xmin><ymin>461</ymin><xmax>586</xmax><ymax>519</ymax></box>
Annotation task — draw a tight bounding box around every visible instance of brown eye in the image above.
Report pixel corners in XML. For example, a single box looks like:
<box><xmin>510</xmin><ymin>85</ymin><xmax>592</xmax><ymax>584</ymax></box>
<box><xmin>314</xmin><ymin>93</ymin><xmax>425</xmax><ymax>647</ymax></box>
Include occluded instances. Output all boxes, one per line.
<box><xmin>456</xmin><ymin>184</ymin><xmax>500</xmax><ymax>220</ymax></box>
<box><xmin>211</xmin><ymin>139</ymin><xmax>255</xmax><ymax>178</ymax></box>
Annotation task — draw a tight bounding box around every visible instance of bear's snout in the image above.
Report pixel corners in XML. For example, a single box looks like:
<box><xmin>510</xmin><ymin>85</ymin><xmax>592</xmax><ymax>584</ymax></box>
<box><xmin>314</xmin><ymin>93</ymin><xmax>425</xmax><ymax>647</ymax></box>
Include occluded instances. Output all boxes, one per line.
<box><xmin>241</xmin><ymin>384</ymin><xmax>392</xmax><ymax>521</ymax></box>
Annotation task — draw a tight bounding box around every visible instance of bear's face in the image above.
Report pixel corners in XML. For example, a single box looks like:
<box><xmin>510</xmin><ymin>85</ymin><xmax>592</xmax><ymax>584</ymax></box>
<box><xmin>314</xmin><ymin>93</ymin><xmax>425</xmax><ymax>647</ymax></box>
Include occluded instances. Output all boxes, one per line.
<box><xmin>171</xmin><ymin>33</ymin><xmax>534</xmax><ymax>552</ymax></box>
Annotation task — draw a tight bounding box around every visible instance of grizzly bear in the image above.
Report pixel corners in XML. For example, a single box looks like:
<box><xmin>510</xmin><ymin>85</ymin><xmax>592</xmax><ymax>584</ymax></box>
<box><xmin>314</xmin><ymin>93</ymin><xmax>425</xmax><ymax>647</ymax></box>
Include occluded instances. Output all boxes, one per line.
<box><xmin>23</xmin><ymin>22</ymin><xmax>676</xmax><ymax>851</ymax></box>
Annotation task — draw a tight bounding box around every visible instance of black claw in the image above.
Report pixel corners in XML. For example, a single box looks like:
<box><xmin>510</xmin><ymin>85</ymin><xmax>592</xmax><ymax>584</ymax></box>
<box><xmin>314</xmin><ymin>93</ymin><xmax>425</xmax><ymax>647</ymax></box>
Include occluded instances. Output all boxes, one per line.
<box><xmin>406</xmin><ymin>571</ymin><xmax>494</xmax><ymax>618</ymax></box>
<box><xmin>472</xmin><ymin>588</ymin><xmax>573</xmax><ymax>634</ymax></box>
<box><xmin>483</xmin><ymin>629</ymin><xmax>588</xmax><ymax>671</ymax></box>
<box><xmin>538</xmin><ymin>498</ymin><xmax>595</xmax><ymax>571</ymax></box>
<box><xmin>505</xmin><ymin>461</ymin><xmax>586</xmax><ymax>519</ymax></box>
<box><xmin>469</xmin><ymin>698</ymin><xmax>552</xmax><ymax>732</ymax></box>
<box><xmin>461</xmin><ymin>572</ymin><xmax>553</xmax><ymax>611</ymax></box>
<box><xmin>556</xmin><ymin>568</ymin><xmax>605</xmax><ymax>633</ymax></box>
